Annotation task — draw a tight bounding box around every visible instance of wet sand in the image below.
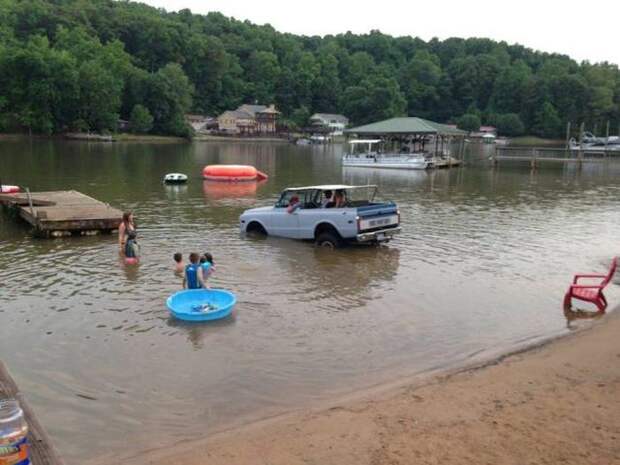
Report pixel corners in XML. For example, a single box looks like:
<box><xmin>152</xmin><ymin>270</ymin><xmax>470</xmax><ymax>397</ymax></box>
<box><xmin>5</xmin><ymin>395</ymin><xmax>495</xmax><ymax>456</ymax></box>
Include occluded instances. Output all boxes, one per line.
<box><xmin>119</xmin><ymin>309</ymin><xmax>620</xmax><ymax>465</ymax></box>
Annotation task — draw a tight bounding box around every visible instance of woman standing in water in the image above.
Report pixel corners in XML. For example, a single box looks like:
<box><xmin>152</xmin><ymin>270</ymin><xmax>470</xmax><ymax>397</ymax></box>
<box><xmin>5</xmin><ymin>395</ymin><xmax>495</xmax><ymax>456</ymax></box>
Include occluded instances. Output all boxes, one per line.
<box><xmin>118</xmin><ymin>211</ymin><xmax>136</xmax><ymax>255</ymax></box>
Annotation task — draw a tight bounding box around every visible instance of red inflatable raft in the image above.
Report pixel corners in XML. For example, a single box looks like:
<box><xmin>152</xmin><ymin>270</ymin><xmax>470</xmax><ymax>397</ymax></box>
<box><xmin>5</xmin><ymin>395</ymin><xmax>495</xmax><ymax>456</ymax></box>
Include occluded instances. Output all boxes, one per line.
<box><xmin>0</xmin><ymin>185</ymin><xmax>20</xmax><ymax>194</ymax></box>
<box><xmin>202</xmin><ymin>165</ymin><xmax>268</xmax><ymax>182</ymax></box>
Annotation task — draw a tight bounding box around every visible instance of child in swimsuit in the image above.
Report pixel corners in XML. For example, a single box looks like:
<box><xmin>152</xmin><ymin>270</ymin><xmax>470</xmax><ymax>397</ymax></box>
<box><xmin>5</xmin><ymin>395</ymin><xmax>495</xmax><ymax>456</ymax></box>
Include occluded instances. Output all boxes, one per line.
<box><xmin>200</xmin><ymin>253</ymin><xmax>215</xmax><ymax>286</ymax></box>
<box><xmin>173</xmin><ymin>252</ymin><xmax>184</xmax><ymax>273</ymax></box>
<box><xmin>183</xmin><ymin>253</ymin><xmax>205</xmax><ymax>289</ymax></box>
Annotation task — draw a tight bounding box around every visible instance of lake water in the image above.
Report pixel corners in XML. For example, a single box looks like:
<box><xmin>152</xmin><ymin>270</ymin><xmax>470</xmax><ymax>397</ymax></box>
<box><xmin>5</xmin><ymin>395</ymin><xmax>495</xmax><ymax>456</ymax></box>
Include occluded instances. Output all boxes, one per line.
<box><xmin>1</xmin><ymin>139</ymin><xmax>619</xmax><ymax>464</ymax></box>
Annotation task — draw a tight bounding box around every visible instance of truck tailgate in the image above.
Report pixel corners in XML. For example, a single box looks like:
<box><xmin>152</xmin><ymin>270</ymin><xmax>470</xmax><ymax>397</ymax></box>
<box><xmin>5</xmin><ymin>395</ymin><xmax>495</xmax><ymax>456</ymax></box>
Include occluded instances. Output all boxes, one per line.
<box><xmin>357</xmin><ymin>203</ymin><xmax>399</xmax><ymax>231</ymax></box>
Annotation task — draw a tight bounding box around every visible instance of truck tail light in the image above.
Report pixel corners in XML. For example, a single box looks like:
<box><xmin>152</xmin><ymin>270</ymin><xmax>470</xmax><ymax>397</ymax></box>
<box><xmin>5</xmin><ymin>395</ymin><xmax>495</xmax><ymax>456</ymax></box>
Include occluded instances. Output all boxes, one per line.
<box><xmin>356</xmin><ymin>215</ymin><xmax>361</xmax><ymax>231</ymax></box>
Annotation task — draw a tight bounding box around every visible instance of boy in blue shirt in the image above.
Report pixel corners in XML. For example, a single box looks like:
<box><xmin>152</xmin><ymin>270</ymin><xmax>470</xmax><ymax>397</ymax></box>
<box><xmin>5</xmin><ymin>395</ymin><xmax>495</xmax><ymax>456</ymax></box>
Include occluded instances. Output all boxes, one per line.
<box><xmin>183</xmin><ymin>253</ymin><xmax>205</xmax><ymax>289</ymax></box>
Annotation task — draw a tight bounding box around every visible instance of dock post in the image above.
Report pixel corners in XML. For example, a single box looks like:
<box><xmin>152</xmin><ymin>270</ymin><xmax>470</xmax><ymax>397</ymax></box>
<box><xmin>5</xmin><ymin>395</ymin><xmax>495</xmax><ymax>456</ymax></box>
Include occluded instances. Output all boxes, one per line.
<box><xmin>565</xmin><ymin>122</ymin><xmax>571</xmax><ymax>158</ymax></box>
<box><xmin>530</xmin><ymin>148</ymin><xmax>537</xmax><ymax>170</ymax></box>
<box><xmin>605</xmin><ymin>120</ymin><xmax>610</xmax><ymax>152</ymax></box>
<box><xmin>491</xmin><ymin>146</ymin><xmax>498</xmax><ymax>167</ymax></box>
<box><xmin>25</xmin><ymin>187</ymin><xmax>35</xmax><ymax>218</ymax></box>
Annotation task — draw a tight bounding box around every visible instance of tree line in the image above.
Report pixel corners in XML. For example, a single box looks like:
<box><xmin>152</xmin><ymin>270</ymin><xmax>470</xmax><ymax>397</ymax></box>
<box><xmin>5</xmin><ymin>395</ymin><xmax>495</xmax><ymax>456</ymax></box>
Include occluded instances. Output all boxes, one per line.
<box><xmin>0</xmin><ymin>0</ymin><xmax>618</xmax><ymax>138</ymax></box>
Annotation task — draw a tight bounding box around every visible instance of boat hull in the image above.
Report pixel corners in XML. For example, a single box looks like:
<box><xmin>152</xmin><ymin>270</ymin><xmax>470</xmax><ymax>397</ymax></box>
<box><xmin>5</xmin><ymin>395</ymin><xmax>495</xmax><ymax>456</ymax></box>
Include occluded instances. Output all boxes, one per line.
<box><xmin>342</xmin><ymin>159</ymin><xmax>431</xmax><ymax>170</ymax></box>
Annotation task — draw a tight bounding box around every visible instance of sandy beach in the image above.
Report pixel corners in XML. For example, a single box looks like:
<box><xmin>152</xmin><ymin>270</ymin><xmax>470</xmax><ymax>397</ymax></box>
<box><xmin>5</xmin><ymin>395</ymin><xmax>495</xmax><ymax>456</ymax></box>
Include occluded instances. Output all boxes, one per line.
<box><xmin>116</xmin><ymin>309</ymin><xmax>620</xmax><ymax>465</ymax></box>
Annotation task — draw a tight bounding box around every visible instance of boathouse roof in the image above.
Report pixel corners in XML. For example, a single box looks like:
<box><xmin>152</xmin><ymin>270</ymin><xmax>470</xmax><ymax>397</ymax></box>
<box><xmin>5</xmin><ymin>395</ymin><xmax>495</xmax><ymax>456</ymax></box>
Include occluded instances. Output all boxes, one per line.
<box><xmin>346</xmin><ymin>117</ymin><xmax>467</xmax><ymax>136</ymax></box>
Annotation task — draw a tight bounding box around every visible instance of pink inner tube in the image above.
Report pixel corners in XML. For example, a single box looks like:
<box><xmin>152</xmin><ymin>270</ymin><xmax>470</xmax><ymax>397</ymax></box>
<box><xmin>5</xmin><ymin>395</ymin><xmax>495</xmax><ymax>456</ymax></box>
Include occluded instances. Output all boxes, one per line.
<box><xmin>0</xmin><ymin>185</ymin><xmax>20</xmax><ymax>194</ymax></box>
<box><xmin>124</xmin><ymin>257</ymin><xmax>139</xmax><ymax>265</ymax></box>
<box><xmin>202</xmin><ymin>165</ymin><xmax>268</xmax><ymax>182</ymax></box>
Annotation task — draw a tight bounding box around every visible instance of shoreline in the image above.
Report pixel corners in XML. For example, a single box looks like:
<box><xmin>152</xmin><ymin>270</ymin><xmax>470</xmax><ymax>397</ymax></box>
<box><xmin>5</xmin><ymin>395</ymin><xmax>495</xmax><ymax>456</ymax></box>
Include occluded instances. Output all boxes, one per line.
<box><xmin>0</xmin><ymin>133</ymin><xmax>292</xmax><ymax>144</ymax></box>
<box><xmin>99</xmin><ymin>309</ymin><xmax>620</xmax><ymax>465</ymax></box>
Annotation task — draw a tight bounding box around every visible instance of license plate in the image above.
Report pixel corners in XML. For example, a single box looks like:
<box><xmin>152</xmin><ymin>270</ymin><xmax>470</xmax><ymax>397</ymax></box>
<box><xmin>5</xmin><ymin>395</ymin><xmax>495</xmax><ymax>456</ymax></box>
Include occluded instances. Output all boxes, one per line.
<box><xmin>359</xmin><ymin>214</ymin><xmax>398</xmax><ymax>230</ymax></box>
<box><xmin>376</xmin><ymin>233</ymin><xmax>386</xmax><ymax>241</ymax></box>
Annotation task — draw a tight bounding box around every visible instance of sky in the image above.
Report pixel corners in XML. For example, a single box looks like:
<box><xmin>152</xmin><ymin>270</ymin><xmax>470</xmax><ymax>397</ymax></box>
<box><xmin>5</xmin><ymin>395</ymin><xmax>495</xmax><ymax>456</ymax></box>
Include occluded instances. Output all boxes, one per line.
<box><xmin>139</xmin><ymin>0</ymin><xmax>620</xmax><ymax>65</ymax></box>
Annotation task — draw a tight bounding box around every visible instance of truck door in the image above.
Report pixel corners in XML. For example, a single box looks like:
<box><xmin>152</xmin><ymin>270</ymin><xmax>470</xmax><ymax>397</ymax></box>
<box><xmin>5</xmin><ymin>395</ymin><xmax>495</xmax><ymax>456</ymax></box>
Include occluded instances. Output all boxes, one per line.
<box><xmin>271</xmin><ymin>190</ymin><xmax>301</xmax><ymax>238</ymax></box>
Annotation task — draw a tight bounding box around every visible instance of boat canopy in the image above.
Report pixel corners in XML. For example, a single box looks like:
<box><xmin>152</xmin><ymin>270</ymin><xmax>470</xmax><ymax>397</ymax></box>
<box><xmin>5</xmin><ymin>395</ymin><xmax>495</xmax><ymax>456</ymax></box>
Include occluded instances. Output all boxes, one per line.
<box><xmin>284</xmin><ymin>184</ymin><xmax>377</xmax><ymax>191</ymax></box>
<box><xmin>348</xmin><ymin>139</ymin><xmax>382</xmax><ymax>145</ymax></box>
<box><xmin>346</xmin><ymin>117</ymin><xmax>467</xmax><ymax>136</ymax></box>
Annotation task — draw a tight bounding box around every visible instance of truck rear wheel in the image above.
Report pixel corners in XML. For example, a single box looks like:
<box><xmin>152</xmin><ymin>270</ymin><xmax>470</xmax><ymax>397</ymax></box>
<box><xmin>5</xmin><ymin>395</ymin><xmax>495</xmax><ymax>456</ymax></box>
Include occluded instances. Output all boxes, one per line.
<box><xmin>315</xmin><ymin>231</ymin><xmax>343</xmax><ymax>249</ymax></box>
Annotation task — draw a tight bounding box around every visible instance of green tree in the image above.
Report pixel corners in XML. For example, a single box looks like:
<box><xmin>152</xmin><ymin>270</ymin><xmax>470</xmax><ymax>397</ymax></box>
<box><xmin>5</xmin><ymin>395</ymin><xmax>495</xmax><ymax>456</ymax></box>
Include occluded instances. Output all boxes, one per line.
<box><xmin>291</xmin><ymin>106</ymin><xmax>310</xmax><ymax>128</ymax></box>
<box><xmin>534</xmin><ymin>102</ymin><xmax>562</xmax><ymax>138</ymax></box>
<box><xmin>496</xmin><ymin>113</ymin><xmax>525</xmax><ymax>136</ymax></box>
<box><xmin>0</xmin><ymin>35</ymin><xmax>79</xmax><ymax>134</ymax></box>
<box><xmin>312</xmin><ymin>51</ymin><xmax>340</xmax><ymax>112</ymax></box>
<box><xmin>147</xmin><ymin>63</ymin><xmax>194</xmax><ymax>137</ymax></box>
<box><xmin>78</xmin><ymin>60</ymin><xmax>123</xmax><ymax>131</ymax></box>
<box><xmin>0</xmin><ymin>0</ymin><xmax>618</xmax><ymax>136</ymax></box>
<box><xmin>129</xmin><ymin>104</ymin><xmax>153</xmax><ymax>133</ymax></box>
<box><xmin>456</xmin><ymin>113</ymin><xmax>481</xmax><ymax>133</ymax></box>
<box><xmin>246</xmin><ymin>50</ymin><xmax>280</xmax><ymax>104</ymax></box>
<box><xmin>400</xmin><ymin>50</ymin><xmax>441</xmax><ymax>117</ymax></box>
<box><xmin>489</xmin><ymin>60</ymin><xmax>532</xmax><ymax>115</ymax></box>
<box><xmin>341</xmin><ymin>77</ymin><xmax>406</xmax><ymax>125</ymax></box>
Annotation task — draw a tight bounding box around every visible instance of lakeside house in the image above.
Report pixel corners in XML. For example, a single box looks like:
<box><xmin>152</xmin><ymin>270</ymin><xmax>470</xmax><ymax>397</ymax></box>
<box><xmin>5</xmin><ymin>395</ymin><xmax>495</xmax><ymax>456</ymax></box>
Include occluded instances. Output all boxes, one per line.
<box><xmin>310</xmin><ymin>113</ymin><xmax>349</xmax><ymax>136</ymax></box>
<box><xmin>185</xmin><ymin>114</ymin><xmax>216</xmax><ymax>132</ymax></box>
<box><xmin>217</xmin><ymin>104</ymin><xmax>280</xmax><ymax>135</ymax></box>
<box><xmin>472</xmin><ymin>126</ymin><xmax>497</xmax><ymax>138</ymax></box>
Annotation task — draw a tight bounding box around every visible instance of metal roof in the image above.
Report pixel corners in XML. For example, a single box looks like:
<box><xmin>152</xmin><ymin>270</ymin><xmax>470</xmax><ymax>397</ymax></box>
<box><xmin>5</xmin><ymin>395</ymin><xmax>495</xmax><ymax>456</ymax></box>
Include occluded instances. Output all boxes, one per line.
<box><xmin>348</xmin><ymin>139</ymin><xmax>382</xmax><ymax>144</ymax></box>
<box><xmin>346</xmin><ymin>117</ymin><xmax>467</xmax><ymax>136</ymax></box>
<box><xmin>310</xmin><ymin>113</ymin><xmax>349</xmax><ymax>123</ymax></box>
<box><xmin>284</xmin><ymin>184</ymin><xmax>376</xmax><ymax>191</ymax></box>
<box><xmin>238</xmin><ymin>104</ymin><xmax>268</xmax><ymax>114</ymax></box>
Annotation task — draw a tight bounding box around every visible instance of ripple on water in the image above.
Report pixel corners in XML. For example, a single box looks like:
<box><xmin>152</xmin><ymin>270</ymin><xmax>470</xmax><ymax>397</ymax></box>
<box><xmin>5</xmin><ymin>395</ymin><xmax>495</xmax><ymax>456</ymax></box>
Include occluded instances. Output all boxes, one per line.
<box><xmin>2</xmin><ymin>142</ymin><xmax>620</xmax><ymax>464</ymax></box>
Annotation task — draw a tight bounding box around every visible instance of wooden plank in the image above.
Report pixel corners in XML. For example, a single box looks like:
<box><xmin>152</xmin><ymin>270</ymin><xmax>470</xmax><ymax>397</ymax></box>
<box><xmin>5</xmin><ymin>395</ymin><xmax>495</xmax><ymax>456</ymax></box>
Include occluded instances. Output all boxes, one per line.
<box><xmin>0</xmin><ymin>193</ymin><xmax>56</xmax><ymax>206</ymax></box>
<box><xmin>0</xmin><ymin>360</ymin><xmax>66</xmax><ymax>465</ymax></box>
<box><xmin>2</xmin><ymin>190</ymin><xmax>122</xmax><ymax>235</ymax></box>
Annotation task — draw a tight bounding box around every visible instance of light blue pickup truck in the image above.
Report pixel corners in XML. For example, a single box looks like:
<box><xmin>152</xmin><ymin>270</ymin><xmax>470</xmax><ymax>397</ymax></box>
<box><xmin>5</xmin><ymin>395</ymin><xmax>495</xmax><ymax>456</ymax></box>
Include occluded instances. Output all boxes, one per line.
<box><xmin>239</xmin><ymin>184</ymin><xmax>401</xmax><ymax>247</ymax></box>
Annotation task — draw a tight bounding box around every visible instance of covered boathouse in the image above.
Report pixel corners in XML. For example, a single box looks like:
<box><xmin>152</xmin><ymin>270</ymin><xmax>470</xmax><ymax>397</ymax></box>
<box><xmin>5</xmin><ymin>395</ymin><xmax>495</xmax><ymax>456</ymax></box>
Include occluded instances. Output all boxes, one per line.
<box><xmin>345</xmin><ymin>117</ymin><xmax>467</xmax><ymax>166</ymax></box>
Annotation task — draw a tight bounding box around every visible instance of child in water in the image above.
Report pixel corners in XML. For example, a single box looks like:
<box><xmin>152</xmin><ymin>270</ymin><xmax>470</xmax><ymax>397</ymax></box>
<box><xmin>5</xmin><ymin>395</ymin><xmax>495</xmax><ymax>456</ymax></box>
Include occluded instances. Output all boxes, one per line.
<box><xmin>173</xmin><ymin>252</ymin><xmax>184</xmax><ymax>273</ymax></box>
<box><xmin>124</xmin><ymin>230</ymin><xmax>140</xmax><ymax>259</ymax></box>
<box><xmin>183</xmin><ymin>252</ymin><xmax>205</xmax><ymax>289</ymax></box>
<box><xmin>199</xmin><ymin>253</ymin><xmax>215</xmax><ymax>286</ymax></box>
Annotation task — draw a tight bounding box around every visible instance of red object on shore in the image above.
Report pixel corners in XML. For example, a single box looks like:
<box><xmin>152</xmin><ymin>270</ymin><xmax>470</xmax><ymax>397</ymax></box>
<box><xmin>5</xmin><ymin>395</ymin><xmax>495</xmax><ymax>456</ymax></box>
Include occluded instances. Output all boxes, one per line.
<box><xmin>0</xmin><ymin>185</ymin><xmax>20</xmax><ymax>194</ymax></box>
<box><xmin>202</xmin><ymin>165</ymin><xmax>268</xmax><ymax>182</ymax></box>
<box><xmin>564</xmin><ymin>257</ymin><xmax>617</xmax><ymax>312</ymax></box>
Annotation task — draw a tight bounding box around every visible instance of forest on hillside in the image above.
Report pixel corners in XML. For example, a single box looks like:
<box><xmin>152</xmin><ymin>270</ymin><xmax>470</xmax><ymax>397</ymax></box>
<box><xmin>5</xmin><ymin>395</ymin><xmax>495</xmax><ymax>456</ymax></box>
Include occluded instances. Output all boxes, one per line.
<box><xmin>0</xmin><ymin>0</ymin><xmax>619</xmax><ymax>137</ymax></box>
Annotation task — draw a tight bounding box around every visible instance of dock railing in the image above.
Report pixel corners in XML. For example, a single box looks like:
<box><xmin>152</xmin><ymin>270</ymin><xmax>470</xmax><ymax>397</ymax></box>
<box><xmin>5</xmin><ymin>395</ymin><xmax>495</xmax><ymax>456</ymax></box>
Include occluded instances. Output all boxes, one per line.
<box><xmin>492</xmin><ymin>146</ymin><xmax>620</xmax><ymax>167</ymax></box>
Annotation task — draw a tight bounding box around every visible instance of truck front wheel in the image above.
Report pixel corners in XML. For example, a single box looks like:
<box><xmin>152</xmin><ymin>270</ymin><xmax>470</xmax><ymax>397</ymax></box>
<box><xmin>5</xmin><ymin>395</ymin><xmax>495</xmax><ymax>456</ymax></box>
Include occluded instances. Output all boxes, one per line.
<box><xmin>315</xmin><ymin>231</ymin><xmax>343</xmax><ymax>249</ymax></box>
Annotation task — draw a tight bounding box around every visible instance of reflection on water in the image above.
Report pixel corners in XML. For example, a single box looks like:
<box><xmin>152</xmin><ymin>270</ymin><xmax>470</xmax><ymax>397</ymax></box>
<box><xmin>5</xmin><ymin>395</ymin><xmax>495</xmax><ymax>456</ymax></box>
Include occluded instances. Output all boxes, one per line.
<box><xmin>1</xmin><ymin>139</ymin><xmax>620</xmax><ymax>465</ymax></box>
<box><xmin>563</xmin><ymin>307</ymin><xmax>605</xmax><ymax>330</ymax></box>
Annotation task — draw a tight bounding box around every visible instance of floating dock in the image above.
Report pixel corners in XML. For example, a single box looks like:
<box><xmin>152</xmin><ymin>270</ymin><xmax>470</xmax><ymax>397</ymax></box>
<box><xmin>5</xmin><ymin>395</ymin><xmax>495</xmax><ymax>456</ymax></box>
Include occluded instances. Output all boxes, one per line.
<box><xmin>492</xmin><ymin>147</ymin><xmax>609</xmax><ymax>168</ymax></box>
<box><xmin>0</xmin><ymin>360</ymin><xmax>66</xmax><ymax>465</ymax></box>
<box><xmin>432</xmin><ymin>156</ymin><xmax>462</xmax><ymax>168</ymax></box>
<box><xmin>0</xmin><ymin>190</ymin><xmax>122</xmax><ymax>237</ymax></box>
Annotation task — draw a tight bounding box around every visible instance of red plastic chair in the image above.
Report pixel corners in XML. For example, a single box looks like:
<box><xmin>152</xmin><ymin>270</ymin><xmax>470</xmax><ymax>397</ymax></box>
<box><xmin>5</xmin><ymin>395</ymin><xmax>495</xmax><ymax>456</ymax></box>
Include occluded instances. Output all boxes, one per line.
<box><xmin>564</xmin><ymin>257</ymin><xmax>617</xmax><ymax>311</ymax></box>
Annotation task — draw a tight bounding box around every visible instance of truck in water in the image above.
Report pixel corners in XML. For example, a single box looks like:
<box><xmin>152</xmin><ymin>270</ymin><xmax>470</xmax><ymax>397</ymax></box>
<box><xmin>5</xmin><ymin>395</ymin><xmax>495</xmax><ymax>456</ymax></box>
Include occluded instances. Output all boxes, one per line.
<box><xmin>239</xmin><ymin>184</ymin><xmax>401</xmax><ymax>248</ymax></box>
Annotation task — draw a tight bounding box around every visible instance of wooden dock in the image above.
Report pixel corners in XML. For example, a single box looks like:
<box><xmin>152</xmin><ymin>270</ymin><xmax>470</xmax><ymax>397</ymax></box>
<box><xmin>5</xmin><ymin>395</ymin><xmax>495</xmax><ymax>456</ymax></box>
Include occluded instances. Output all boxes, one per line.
<box><xmin>0</xmin><ymin>360</ymin><xmax>66</xmax><ymax>465</ymax></box>
<box><xmin>0</xmin><ymin>190</ymin><xmax>122</xmax><ymax>237</ymax></box>
<box><xmin>492</xmin><ymin>147</ymin><xmax>612</xmax><ymax>168</ymax></box>
<box><xmin>433</xmin><ymin>156</ymin><xmax>462</xmax><ymax>168</ymax></box>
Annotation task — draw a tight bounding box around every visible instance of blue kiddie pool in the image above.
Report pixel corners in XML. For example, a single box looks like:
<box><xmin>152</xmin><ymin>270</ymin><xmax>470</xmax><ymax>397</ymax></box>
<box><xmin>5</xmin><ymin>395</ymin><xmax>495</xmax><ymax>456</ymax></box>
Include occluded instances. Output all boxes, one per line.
<box><xmin>166</xmin><ymin>289</ymin><xmax>236</xmax><ymax>322</ymax></box>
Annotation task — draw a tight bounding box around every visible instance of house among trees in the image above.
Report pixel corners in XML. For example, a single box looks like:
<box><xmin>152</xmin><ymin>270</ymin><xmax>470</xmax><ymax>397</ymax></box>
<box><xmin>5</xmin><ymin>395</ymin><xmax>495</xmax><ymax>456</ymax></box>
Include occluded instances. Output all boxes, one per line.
<box><xmin>472</xmin><ymin>126</ymin><xmax>497</xmax><ymax>137</ymax></box>
<box><xmin>185</xmin><ymin>114</ymin><xmax>210</xmax><ymax>132</ymax></box>
<box><xmin>310</xmin><ymin>113</ymin><xmax>349</xmax><ymax>135</ymax></box>
<box><xmin>217</xmin><ymin>104</ymin><xmax>280</xmax><ymax>135</ymax></box>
